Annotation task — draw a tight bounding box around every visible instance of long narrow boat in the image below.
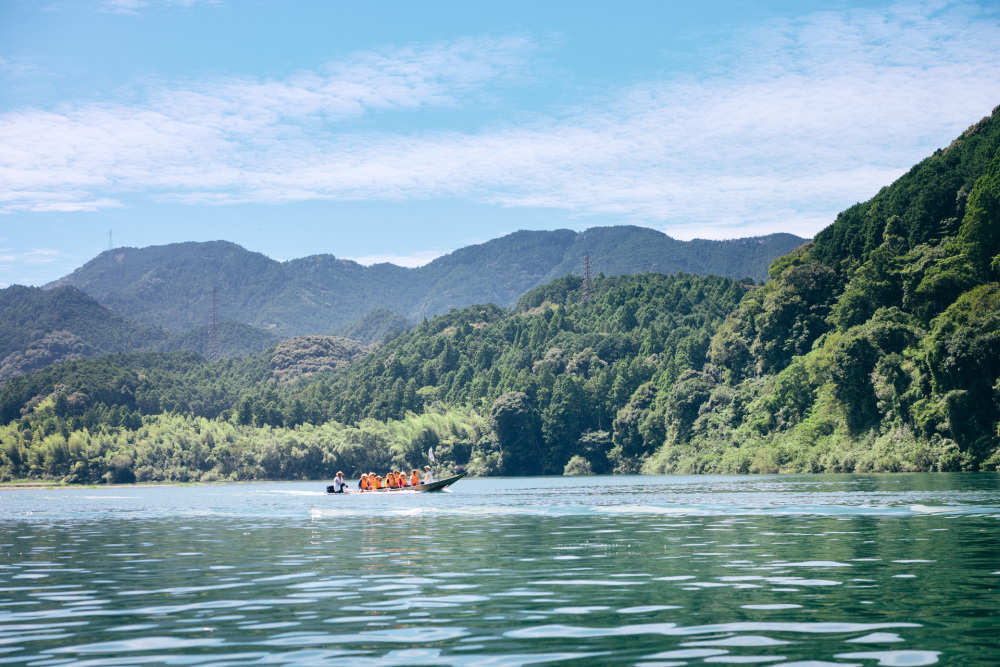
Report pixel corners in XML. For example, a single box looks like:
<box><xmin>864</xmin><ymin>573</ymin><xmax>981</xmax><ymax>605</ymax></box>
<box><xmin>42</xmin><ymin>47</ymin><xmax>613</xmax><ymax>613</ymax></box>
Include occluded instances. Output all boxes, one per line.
<box><xmin>327</xmin><ymin>471</ymin><xmax>468</xmax><ymax>494</ymax></box>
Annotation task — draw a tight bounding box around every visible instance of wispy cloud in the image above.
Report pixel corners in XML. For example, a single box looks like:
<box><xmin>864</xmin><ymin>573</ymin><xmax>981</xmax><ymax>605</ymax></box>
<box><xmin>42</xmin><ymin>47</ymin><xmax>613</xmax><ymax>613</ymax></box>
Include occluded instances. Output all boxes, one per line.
<box><xmin>0</xmin><ymin>247</ymin><xmax>64</xmax><ymax>265</ymax></box>
<box><xmin>2</xmin><ymin>2</ymin><xmax>999</xmax><ymax>239</ymax></box>
<box><xmin>100</xmin><ymin>0</ymin><xmax>219</xmax><ymax>15</ymax></box>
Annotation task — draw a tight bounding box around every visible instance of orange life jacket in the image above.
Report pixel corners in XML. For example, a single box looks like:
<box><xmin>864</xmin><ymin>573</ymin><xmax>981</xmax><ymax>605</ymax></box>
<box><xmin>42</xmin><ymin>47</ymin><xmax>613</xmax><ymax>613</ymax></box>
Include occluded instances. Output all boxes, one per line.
<box><xmin>411</xmin><ymin>472</ymin><xmax>420</xmax><ymax>486</ymax></box>
<box><xmin>374</xmin><ymin>477</ymin><xmax>382</xmax><ymax>489</ymax></box>
<box><xmin>360</xmin><ymin>477</ymin><xmax>368</xmax><ymax>490</ymax></box>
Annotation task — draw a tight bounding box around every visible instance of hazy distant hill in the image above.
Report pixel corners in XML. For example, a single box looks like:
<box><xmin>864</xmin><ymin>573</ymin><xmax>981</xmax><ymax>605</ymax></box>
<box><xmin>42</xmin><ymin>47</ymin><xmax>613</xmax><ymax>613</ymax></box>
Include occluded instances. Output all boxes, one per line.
<box><xmin>47</xmin><ymin>226</ymin><xmax>806</xmax><ymax>336</ymax></box>
<box><xmin>0</xmin><ymin>285</ymin><xmax>281</xmax><ymax>384</ymax></box>
<box><xmin>332</xmin><ymin>308</ymin><xmax>415</xmax><ymax>345</ymax></box>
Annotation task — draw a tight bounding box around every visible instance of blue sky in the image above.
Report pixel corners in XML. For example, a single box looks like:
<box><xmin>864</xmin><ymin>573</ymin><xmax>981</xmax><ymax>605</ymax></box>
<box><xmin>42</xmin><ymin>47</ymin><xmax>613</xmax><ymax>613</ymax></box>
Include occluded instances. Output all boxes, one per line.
<box><xmin>1</xmin><ymin>0</ymin><xmax>999</xmax><ymax>286</ymax></box>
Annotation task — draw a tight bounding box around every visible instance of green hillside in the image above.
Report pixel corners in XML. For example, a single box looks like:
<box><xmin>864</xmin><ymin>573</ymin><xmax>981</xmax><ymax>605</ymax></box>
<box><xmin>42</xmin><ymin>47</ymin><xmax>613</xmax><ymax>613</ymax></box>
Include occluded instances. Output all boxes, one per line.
<box><xmin>0</xmin><ymin>285</ymin><xmax>282</xmax><ymax>386</ymax></box>
<box><xmin>653</xmin><ymin>104</ymin><xmax>1000</xmax><ymax>473</ymax></box>
<box><xmin>48</xmin><ymin>227</ymin><xmax>805</xmax><ymax>336</ymax></box>
<box><xmin>0</xmin><ymin>272</ymin><xmax>745</xmax><ymax>481</ymax></box>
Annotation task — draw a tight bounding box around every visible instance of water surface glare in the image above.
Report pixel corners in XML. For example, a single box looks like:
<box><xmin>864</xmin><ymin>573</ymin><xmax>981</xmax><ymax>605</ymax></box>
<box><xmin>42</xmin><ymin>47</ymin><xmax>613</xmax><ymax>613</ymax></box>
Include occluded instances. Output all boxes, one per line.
<box><xmin>1</xmin><ymin>474</ymin><xmax>998</xmax><ymax>665</ymax></box>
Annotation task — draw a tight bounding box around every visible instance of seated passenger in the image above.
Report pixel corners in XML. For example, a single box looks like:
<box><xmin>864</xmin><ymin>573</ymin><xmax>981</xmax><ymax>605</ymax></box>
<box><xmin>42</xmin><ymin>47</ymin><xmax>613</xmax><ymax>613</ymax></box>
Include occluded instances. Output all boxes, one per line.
<box><xmin>423</xmin><ymin>465</ymin><xmax>434</xmax><ymax>484</ymax></box>
<box><xmin>410</xmin><ymin>470</ymin><xmax>420</xmax><ymax>486</ymax></box>
<box><xmin>374</xmin><ymin>475</ymin><xmax>383</xmax><ymax>490</ymax></box>
<box><xmin>359</xmin><ymin>474</ymin><xmax>369</xmax><ymax>491</ymax></box>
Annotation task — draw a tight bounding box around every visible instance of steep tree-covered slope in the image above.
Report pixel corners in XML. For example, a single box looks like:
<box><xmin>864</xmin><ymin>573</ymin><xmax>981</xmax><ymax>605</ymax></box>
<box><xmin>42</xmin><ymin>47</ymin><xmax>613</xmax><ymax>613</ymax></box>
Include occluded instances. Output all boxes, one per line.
<box><xmin>47</xmin><ymin>227</ymin><xmax>804</xmax><ymax>335</ymax></box>
<box><xmin>646</xmin><ymin>105</ymin><xmax>1000</xmax><ymax>473</ymax></box>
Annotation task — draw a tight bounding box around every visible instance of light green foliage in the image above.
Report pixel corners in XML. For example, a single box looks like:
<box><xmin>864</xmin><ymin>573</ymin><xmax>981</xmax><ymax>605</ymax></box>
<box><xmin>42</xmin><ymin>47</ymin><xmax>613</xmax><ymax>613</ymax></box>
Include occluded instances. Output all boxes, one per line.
<box><xmin>563</xmin><ymin>455</ymin><xmax>593</xmax><ymax>475</ymax></box>
<box><xmin>0</xmin><ymin>406</ymin><xmax>484</xmax><ymax>484</ymax></box>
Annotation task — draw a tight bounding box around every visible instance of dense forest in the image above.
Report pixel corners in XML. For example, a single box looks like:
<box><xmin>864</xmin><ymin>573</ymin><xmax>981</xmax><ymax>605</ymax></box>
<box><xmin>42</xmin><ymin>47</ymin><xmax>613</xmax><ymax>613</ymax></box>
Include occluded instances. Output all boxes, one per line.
<box><xmin>0</xmin><ymin>272</ymin><xmax>745</xmax><ymax>481</ymax></box>
<box><xmin>1</xmin><ymin>106</ymin><xmax>998</xmax><ymax>484</ymax></box>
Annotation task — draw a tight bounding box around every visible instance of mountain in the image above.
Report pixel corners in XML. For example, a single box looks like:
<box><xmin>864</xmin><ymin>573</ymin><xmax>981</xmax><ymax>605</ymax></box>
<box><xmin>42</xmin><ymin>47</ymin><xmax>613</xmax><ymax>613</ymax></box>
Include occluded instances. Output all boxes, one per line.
<box><xmin>0</xmin><ymin>284</ymin><xmax>282</xmax><ymax>385</ymax></box>
<box><xmin>0</xmin><ymin>285</ymin><xmax>170</xmax><ymax>384</ymax></box>
<box><xmin>46</xmin><ymin>227</ymin><xmax>805</xmax><ymax>336</ymax></box>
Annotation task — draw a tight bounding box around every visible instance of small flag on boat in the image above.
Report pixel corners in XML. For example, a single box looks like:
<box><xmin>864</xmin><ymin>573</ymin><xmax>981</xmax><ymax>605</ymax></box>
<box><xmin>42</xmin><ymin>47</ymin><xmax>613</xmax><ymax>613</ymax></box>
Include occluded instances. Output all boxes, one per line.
<box><xmin>428</xmin><ymin>447</ymin><xmax>436</xmax><ymax>463</ymax></box>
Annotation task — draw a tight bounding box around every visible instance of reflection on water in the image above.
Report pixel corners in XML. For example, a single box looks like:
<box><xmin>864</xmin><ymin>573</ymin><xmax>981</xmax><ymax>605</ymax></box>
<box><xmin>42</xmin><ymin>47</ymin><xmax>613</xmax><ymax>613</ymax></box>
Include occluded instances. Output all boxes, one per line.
<box><xmin>1</xmin><ymin>474</ymin><xmax>998</xmax><ymax>666</ymax></box>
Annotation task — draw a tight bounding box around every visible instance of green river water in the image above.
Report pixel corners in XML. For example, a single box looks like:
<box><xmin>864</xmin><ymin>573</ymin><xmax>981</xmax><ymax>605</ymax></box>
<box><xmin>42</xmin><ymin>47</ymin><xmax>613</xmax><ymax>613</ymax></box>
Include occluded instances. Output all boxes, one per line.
<box><xmin>1</xmin><ymin>474</ymin><xmax>998</xmax><ymax>666</ymax></box>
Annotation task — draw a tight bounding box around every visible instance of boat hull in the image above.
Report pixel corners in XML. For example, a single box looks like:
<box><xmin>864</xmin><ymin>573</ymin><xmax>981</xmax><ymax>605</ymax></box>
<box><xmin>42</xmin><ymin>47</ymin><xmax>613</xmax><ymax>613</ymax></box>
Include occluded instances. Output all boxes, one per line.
<box><xmin>327</xmin><ymin>472</ymin><xmax>468</xmax><ymax>494</ymax></box>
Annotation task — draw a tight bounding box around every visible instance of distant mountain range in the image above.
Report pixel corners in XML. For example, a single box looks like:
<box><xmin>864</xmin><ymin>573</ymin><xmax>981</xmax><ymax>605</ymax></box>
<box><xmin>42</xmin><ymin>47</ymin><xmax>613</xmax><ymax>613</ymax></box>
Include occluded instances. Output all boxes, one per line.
<box><xmin>47</xmin><ymin>226</ymin><xmax>806</xmax><ymax>336</ymax></box>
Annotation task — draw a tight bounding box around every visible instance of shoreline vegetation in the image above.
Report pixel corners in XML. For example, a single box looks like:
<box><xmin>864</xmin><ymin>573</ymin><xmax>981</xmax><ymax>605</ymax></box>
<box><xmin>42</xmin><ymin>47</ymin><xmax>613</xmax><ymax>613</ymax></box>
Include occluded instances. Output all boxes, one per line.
<box><xmin>2</xmin><ymin>107</ymin><xmax>1000</xmax><ymax>485</ymax></box>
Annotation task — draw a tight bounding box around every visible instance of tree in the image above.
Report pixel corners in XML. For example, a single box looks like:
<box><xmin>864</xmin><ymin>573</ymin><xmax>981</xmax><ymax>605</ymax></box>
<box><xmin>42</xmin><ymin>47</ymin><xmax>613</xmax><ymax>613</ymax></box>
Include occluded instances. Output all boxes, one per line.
<box><xmin>958</xmin><ymin>153</ymin><xmax>1000</xmax><ymax>280</ymax></box>
<box><xmin>488</xmin><ymin>392</ymin><xmax>543</xmax><ymax>476</ymax></box>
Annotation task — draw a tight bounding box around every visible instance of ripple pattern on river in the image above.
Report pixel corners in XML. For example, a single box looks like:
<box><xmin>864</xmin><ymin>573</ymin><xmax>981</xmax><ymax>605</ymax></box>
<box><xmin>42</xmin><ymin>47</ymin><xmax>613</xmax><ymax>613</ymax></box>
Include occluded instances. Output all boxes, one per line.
<box><xmin>2</xmin><ymin>474</ymin><xmax>999</xmax><ymax>665</ymax></box>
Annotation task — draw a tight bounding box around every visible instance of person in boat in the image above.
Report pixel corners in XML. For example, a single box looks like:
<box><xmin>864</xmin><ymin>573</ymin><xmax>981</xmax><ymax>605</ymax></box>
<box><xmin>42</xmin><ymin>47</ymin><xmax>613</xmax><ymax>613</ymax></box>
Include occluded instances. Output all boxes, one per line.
<box><xmin>373</xmin><ymin>475</ymin><xmax>383</xmax><ymax>490</ymax></box>
<box><xmin>359</xmin><ymin>474</ymin><xmax>369</xmax><ymax>491</ymax></box>
<box><xmin>386</xmin><ymin>471</ymin><xmax>397</xmax><ymax>488</ymax></box>
<box><xmin>410</xmin><ymin>469</ymin><xmax>420</xmax><ymax>486</ymax></box>
<box><xmin>331</xmin><ymin>471</ymin><xmax>348</xmax><ymax>493</ymax></box>
<box><xmin>423</xmin><ymin>465</ymin><xmax>434</xmax><ymax>484</ymax></box>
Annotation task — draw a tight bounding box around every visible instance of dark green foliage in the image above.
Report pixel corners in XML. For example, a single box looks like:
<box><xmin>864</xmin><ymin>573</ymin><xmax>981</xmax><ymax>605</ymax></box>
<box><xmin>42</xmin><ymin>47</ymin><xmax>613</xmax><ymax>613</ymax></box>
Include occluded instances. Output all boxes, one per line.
<box><xmin>958</xmin><ymin>151</ymin><xmax>1000</xmax><ymax>280</ymax></box>
<box><xmin>812</xmin><ymin>107</ymin><xmax>1000</xmax><ymax>269</ymax></box>
<box><xmin>0</xmin><ymin>271</ymin><xmax>743</xmax><ymax>478</ymax></box>
<box><xmin>488</xmin><ymin>392</ymin><xmax>544</xmax><ymax>476</ymax></box>
<box><xmin>710</xmin><ymin>261</ymin><xmax>838</xmax><ymax>380</ymax></box>
<box><xmin>920</xmin><ymin>284</ymin><xmax>1000</xmax><ymax>453</ymax></box>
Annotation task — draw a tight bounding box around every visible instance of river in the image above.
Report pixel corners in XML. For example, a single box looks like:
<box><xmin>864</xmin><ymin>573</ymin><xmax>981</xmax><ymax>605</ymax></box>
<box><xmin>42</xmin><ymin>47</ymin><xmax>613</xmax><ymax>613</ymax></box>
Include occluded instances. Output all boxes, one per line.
<box><xmin>1</xmin><ymin>474</ymin><xmax>998</xmax><ymax>666</ymax></box>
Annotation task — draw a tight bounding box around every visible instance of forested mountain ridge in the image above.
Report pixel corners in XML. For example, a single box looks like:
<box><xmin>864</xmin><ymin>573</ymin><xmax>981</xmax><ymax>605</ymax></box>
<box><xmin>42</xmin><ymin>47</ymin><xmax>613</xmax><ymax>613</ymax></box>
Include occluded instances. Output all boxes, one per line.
<box><xmin>46</xmin><ymin>227</ymin><xmax>805</xmax><ymax>335</ymax></box>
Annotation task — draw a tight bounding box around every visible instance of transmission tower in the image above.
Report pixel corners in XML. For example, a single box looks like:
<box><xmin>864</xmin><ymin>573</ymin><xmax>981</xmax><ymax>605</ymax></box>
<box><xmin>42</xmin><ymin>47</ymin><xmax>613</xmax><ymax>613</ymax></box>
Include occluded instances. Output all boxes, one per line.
<box><xmin>207</xmin><ymin>286</ymin><xmax>220</xmax><ymax>362</ymax></box>
<box><xmin>582</xmin><ymin>251</ymin><xmax>593</xmax><ymax>302</ymax></box>
<box><xmin>108</xmin><ymin>229</ymin><xmax>113</xmax><ymax>251</ymax></box>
